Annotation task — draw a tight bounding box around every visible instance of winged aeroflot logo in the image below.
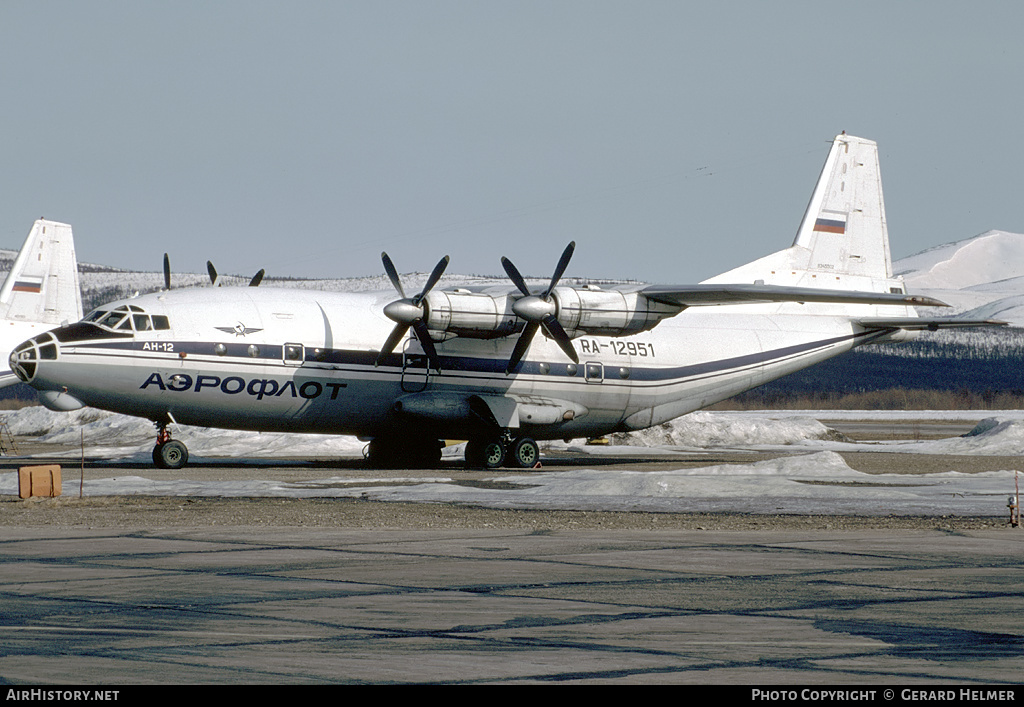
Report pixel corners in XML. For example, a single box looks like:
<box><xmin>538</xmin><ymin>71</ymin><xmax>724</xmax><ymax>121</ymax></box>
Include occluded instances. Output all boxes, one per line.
<box><xmin>214</xmin><ymin>323</ymin><xmax>263</xmax><ymax>337</ymax></box>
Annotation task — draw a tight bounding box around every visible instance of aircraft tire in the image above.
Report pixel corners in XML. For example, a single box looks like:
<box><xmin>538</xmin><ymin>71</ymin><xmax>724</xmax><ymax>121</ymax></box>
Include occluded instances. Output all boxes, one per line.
<box><xmin>509</xmin><ymin>437</ymin><xmax>539</xmax><ymax>469</ymax></box>
<box><xmin>465</xmin><ymin>438</ymin><xmax>505</xmax><ymax>469</ymax></box>
<box><xmin>153</xmin><ymin>440</ymin><xmax>188</xmax><ymax>469</ymax></box>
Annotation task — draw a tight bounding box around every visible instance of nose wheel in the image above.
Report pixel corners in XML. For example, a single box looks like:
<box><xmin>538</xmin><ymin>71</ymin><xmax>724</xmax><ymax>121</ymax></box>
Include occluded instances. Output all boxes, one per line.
<box><xmin>153</xmin><ymin>423</ymin><xmax>189</xmax><ymax>469</ymax></box>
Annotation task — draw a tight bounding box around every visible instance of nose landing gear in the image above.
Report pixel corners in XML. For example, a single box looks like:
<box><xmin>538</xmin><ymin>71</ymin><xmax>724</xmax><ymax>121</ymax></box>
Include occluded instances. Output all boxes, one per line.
<box><xmin>153</xmin><ymin>422</ymin><xmax>189</xmax><ymax>469</ymax></box>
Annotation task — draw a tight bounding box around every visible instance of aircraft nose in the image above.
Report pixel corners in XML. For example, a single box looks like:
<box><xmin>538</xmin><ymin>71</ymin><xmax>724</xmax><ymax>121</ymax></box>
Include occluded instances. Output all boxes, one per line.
<box><xmin>10</xmin><ymin>332</ymin><xmax>58</xmax><ymax>384</ymax></box>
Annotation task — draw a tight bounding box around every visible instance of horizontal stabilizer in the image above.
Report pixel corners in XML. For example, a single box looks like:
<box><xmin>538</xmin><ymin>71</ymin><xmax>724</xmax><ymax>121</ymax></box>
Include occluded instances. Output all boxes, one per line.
<box><xmin>641</xmin><ymin>284</ymin><xmax>948</xmax><ymax>308</ymax></box>
<box><xmin>857</xmin><ymin>317</ymin><xmax>1008</xmax><ymax>331</ymax></box>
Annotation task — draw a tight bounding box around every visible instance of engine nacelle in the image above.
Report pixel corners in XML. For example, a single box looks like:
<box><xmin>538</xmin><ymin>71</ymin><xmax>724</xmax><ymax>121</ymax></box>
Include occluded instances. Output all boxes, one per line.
<box><xmin>423</xmin><ymin>290</ymin><xmax>522</xmax><ymax>339</ymax></box>
<box><xmin>419</xmin><ymin>286</ymin><xmax>682</xmax><ymax>340</ymax></box>
<box><xmin>551</xmin><ymin>286</ymin><xmax>681</xmax><ymax>337</ymax></box>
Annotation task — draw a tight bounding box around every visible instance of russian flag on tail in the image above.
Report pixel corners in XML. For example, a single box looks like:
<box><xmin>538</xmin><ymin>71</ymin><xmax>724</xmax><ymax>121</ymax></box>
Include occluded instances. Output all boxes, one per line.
<box><xmin>11</xmin><ymin>276</ymin><xmax>43</xmax><ymax>293</ymax></box>
<box><xmin>813</xmin><ymin>211</ymin><xmax>847</xmax><ymax>235</ymax></box>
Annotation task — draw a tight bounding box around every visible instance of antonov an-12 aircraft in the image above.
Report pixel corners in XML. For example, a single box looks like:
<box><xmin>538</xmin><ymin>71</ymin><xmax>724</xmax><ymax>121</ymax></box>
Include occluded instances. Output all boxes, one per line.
<box><xmin>0</xmin><ymin>219</ymin><xmax>82</xmax><ymax>387</ymax></box>
<box><xmin>11</xmin><ymin>135</ymin><xmax>1004</xmax><ymax>469</ymax></box>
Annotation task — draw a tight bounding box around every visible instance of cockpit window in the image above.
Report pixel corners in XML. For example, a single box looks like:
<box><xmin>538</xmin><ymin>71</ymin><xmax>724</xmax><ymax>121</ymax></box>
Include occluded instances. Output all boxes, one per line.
<box><xmin>84</xmin><ymin>306</ymin><xmax>170</xmax><ymax>332</ymax></box>
<box><xmin>99</xmin><ymin>311</ymin><xmax>129</xmax><ymax>329</ymax></box>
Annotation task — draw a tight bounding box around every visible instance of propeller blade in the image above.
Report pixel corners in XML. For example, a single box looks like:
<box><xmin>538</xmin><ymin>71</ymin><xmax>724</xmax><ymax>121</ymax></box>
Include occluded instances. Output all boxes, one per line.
<box><xmin>163</xmin><ymin>253</ymin><xmax>171</xmax><ymax>290</ymax></box>
<box><xmin>412</xmin><ymin>319</ymin><xmax>442</xmax><ymax>372</ymax></box>
<box><xmin>544</xmin><ymin>241</ymin><xmax>575</xmax><ymax>297</ymax></box>
<box><xmin>381</xmin><ymin>252</ymin><xmax>405</xmax><ymax>298</ymax></box>
<box><xmin>378</xmin><ymin>253</ymin><xmax>449</xmax><ymax>371</ymax></box>
<box><xmin>541</xmin><ymin>315</ymin><xmax>579</xmax><ymax>363</ymax></box>
<box><xmin>500</xmin><ymin>256</ymin><xmax>531</xmax><ymax>297</ymax></box>
<box><xmin>414</xmin><ymin>255</ymin><xmax>450</xmax><ymax>305</ymax></box>
<box><xmin>505</xmin><ymin>322</ymin><xmax>540</xmax><ymax>374</ymax></box>
<box><xmin>502</xmin><ymin>241</ymin><xmax>578</xmax><ymax>373</ymax></box>
<box><xmin>375</xmin><ymin>323</ymin><xmax>410</xmax><ymax>366</ymax></box>
<box><xmin>207</xmin><ymin>261</ymin><xmax>219</xmax><ymax>286</ymax></box>
<box><xmin>249</xmin><ymin>269</ymin><xmax>265</xmax><ymax>287</ymax></box>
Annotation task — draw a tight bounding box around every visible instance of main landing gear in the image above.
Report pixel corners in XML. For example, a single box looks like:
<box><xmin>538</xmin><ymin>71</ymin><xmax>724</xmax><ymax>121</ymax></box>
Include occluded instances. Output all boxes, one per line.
<box><xmin>153</xmin><ymin>422</ymin><xmax>189</xmax><ymax>469</ymax></box>
<box><xmin>362</xmin><ymin>433</ymin><xmax>540</xmax><ymax>470</ymax></box>
<box><xmin>464</xmin><ymin>433</ymin><xmax>540</xmax><ymax>470</ymax></box>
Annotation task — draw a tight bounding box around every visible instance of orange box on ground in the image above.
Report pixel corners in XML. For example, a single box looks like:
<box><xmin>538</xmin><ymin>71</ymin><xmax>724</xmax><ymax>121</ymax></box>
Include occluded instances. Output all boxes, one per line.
<box><xmin>18</xmin><ymin>465</ymin><xmax>62</xmax><ymax>499</ymax></box>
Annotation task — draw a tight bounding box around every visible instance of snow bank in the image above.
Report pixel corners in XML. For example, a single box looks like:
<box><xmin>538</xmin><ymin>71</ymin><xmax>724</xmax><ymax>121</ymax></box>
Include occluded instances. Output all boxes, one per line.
<box><xmin>915</xmin><ymin>417</ymin><xmax>1024</xmax><ymax>456</ymax></box>
<box><xmin>2</xmin><ymin>406</ymin><xmax>366</xmax><ymax>459</ymax></box>
<box><xmin>609</xmin><ymin>411</ymin><xmax>847</xmax><ymax>447</ymax></box>
<box><xmin>3</xmin><ymin>449</ymin><xmax>1015</xmax><ymax>516</ymax></box>
<box><xmin>7</xmin><ymin>407</ymin><xmax>1024</xmax><ymax>459</ymax></box>
<box><xmin>3</xmin><ymin>406</ymin><xmax>1020</xmax><ymax>515</ymax></box>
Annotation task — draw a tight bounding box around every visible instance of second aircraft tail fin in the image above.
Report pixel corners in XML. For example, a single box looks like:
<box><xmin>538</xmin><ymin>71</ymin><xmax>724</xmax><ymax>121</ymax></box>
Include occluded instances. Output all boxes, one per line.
<box><xmin>0</xmin><ymin>219</ymin><xmax>83</xmax><ymax>325</ymax></box>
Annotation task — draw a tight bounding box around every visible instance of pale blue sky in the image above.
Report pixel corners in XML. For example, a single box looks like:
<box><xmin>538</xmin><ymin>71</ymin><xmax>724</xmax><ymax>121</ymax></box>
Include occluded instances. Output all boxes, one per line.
<box><xmin>2</xmin><ymin>1</ymin><xmax>1022</xmax><ymax>284</ymax></box>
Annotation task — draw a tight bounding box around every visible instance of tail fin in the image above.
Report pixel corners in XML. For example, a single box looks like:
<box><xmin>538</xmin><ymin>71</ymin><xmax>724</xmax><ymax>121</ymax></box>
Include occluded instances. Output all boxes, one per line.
<box><xmin>0</xmin><ymin>219</ymin><xmax>83</xmax><ymax>325</ymax></box>
<box><xmin>792</xmin><ymin>133</ymin><xmax>893</xmax><ymax>280</ymax></box>
<box><xmin>705</xmin><ymin>133</ymin><xmax>903</xmax><ymax>294</ymax></box>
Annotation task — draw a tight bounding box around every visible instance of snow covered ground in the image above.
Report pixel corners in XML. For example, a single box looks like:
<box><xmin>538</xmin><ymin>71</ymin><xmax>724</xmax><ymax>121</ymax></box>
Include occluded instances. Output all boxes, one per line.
<box><xmin>2</xmin><ymin>406</ymin><xmax>1021</xmax><ymax>517</ymax></box>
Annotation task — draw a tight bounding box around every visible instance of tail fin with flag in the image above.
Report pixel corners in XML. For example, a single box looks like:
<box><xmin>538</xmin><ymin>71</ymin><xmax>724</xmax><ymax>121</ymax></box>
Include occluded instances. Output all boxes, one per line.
<box><xmin>695</xmin><ymin>134</ymin><xmax>1005</xmax><ymax>334</ymax></box>
<box><xmin>0</xmin><ymin>219</ymin><xmax>82</xmax><ymax>325</ymax></box>
<box><xmin>0</xmin><ymin>219</ymin><xmax>83</xmax><ymax>387</ymax></box>
<box><xmin>704</xmin><ymin>133</ymin><xmax>904</xmax><ymax>295</ymax></box>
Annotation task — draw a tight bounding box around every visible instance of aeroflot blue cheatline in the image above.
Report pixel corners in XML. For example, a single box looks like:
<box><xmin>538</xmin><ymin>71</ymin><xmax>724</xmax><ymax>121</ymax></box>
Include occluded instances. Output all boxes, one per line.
<box><xmin>10</xmin><ymin>134</ymin><xmax>1004</xmax><ymax>469</ymax></box>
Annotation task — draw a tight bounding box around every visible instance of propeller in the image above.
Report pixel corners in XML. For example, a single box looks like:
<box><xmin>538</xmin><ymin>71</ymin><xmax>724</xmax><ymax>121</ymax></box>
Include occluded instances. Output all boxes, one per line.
<box><xmin>501</xmin><ymin>241</ymin><xmax>579</xmax><ymax>374</ymax></box>
<box><xmin>375</xmin><ymin>252</ymin><xmax>450</xmax><ymax>371</ymax></box>
<box><xmin>163</xmin><ymin>253</ymin><xmax>172</xmax><ymax>290</ymax></box>
<box><xmin>208</xmin><ymin>260</ymin><xmax>265</xmax><ymax>287</ymax></box>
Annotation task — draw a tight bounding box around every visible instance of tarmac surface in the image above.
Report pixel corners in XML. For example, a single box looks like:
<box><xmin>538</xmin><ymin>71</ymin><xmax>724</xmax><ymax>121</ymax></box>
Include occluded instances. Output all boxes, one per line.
<box><xmin>1</xmin><ymin>418</ymin><xmax>1022</xmax><ymax>685</ymax></box>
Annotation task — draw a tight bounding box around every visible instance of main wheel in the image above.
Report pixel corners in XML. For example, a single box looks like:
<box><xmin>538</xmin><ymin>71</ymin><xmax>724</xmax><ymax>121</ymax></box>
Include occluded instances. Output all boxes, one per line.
<box><xmin>465</xmin><ymin>438</ymin><xmax>505</xmax><ymax>469</ymax></box>
<box><xmin>509</xmin><ymin>437</ymin><xmax>540</xmax><ymax>468</ymax></box>
<box><xmin>153</xmin><ymin>440</ymin><xmax>188</xmax><ymax>469</ymax></box>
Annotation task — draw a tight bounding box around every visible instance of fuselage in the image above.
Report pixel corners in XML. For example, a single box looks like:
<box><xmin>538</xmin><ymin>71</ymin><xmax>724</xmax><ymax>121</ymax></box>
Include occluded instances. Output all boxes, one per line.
<box><xmin>12</xmin><ymin>285</ymin><xmax>888</xmax><ymax>441</ymax></box>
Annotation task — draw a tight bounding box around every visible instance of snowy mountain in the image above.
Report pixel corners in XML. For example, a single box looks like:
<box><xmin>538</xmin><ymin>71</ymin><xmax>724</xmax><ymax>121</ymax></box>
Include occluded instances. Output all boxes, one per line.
<box><xmin>893</xmin><ymin>229</ymin><xmax>1024</xmax><ymax>327</ymax></box>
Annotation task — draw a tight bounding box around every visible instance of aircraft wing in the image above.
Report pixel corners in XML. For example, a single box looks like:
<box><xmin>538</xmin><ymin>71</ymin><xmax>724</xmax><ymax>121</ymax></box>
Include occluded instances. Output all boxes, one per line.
<box><xmin>639</xmin><ymin>284</ymin><xmax>949</xmax><ymax>308</ymax></box>
<box><xmin>856</xmin><ymin>317</ymin><xmax>1009</xmax><ymax>331</ymax></box>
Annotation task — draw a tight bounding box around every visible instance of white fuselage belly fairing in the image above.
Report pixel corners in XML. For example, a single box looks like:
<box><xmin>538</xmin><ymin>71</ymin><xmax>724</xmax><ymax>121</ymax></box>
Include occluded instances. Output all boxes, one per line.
<box><xmin>29</xmin><ymin>287</ymin><xmax>877</xmax><ymax>439</ymax></box>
